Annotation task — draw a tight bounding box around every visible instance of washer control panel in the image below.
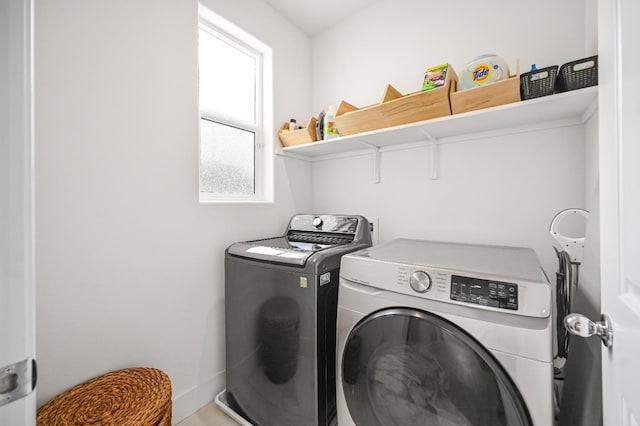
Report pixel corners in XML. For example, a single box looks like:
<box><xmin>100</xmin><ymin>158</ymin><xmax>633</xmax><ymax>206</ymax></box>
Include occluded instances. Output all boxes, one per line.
<box><xmin>392</xmin><ymin>266</ymin><xmax>450</xmax><ymax>299</ymax></box>
<box><xmin>450</xmin><ymin>275</ymin><xmax>518</xmax><ymax>310</ymax></box>
<box><xmin>340</xmin><ymin>239</ymin><xmax>553</xmax><ymax>317</ymax></box>
<box><xmin>288</xmin><ymin>214</ymin><xmax>358</xmax><ymax>234</ymax></box>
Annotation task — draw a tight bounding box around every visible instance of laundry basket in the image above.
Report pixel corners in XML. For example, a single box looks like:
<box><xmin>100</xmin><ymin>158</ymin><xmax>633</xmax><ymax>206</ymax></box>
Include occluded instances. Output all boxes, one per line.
<box><xmin>36</xmin><ymin>367</ymin><xmax>172</xmax><ymax>426</ymax></box>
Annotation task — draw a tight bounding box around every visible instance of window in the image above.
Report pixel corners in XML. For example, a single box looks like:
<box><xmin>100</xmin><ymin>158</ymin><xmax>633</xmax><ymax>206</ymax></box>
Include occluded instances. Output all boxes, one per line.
<box><xmin>198</xmin><ymin>6</ymin><xmax>273</xmax><ymax>202</ymax></box>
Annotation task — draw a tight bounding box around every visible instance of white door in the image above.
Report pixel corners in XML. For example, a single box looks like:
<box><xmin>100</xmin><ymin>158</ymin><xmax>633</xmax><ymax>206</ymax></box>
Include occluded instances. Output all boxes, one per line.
<box><xmin>0</xmin><ymin>0</ymin><xmax>36</xmax><ymax>424</ymax></box>
<box><xmin>598</xmin><ymin>0</ymin><xmax>640</xmax><ymax>424</ymax></box>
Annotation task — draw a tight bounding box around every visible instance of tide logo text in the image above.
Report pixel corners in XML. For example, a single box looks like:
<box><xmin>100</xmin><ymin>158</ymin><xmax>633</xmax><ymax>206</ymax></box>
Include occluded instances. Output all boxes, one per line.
<box><xmin>471</xmin><ymin>65</ymin><xmax>491</xmax><ymax>83</ymax></box>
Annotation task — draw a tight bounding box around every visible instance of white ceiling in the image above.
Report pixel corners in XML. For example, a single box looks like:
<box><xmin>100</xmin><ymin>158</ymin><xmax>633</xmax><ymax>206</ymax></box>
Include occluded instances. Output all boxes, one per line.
<box><xmin>262</xmin><ymin>0</ymin><xmax>381</xmax><ymax>36</ymax></box>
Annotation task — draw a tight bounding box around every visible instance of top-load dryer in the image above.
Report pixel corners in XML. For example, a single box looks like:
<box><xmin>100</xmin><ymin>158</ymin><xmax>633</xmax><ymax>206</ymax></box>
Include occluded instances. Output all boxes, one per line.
<box><xmin>336</xmin><ymin>238</ymin><xmax>554</xmax><ymax>426</ymax></box>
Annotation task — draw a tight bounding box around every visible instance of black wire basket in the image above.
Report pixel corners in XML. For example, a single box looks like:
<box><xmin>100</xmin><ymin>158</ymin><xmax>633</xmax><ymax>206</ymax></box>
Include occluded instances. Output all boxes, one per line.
<box><xmin>520</xmin><ymin>65</ymin><xmax>559</xmax><ymax>100</ymax></box>
<box><xmin>556</xmin><ymin>55</ymin><xmax>598</xmax><ymax>93</ymax></box>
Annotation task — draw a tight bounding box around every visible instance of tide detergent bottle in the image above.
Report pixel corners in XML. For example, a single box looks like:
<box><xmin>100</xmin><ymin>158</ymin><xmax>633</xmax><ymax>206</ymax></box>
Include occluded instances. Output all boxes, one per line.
<box><xmin>458</xmin><ymin>54</ymin><xmax>510</xmax><ymax>90</ymax></box>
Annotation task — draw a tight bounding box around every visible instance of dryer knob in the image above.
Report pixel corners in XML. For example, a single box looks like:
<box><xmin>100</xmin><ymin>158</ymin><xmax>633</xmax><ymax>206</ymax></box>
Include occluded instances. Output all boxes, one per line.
<box><xmin>410</xmin><ymin>271</ymin><xmax>432</xmax><ymax>293</ymax></box>
<box><xmin>312</xmin><ymin>217</ymin><xmax>323</xmax><ymax>228</ymax></box>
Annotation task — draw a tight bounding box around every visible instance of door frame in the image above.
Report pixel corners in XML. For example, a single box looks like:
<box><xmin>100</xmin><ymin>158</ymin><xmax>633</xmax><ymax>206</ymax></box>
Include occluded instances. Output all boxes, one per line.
<box><xmin>0</xmin><ymin>0</ymin><xmax>36</xmax><ymax>424</ymax></box>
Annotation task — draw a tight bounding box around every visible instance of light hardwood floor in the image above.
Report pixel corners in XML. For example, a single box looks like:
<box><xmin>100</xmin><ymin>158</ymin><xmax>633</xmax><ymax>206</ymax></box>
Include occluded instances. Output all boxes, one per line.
<box><xmin>177</xmin><ymin>401</ymin><xmax>241</xmax><ymax>426</ymax></box>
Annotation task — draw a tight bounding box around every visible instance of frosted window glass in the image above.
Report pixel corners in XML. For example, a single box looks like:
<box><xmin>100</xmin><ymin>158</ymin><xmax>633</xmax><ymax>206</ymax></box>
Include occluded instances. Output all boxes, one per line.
<box><xmin>199</xmin><ymin>29</ymin><xmax>256</xmax><ymax>124</ymax></box>
<box><xmin>200</xmin><ymin>119</ymin><xmax>255</xmax><ymax>195</ymax></box>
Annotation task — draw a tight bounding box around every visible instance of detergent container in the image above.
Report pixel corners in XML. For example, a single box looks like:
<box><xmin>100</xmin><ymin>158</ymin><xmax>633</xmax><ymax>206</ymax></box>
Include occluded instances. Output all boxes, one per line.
<box><xmin>323</xmin><ymin>105</ymin><xmax>339</xmax><ymax>139</ymax></box>
<box><xmin>458</xmin><ymin>54</ymin><xmax>510</xmax><ymax>90</ymax></box>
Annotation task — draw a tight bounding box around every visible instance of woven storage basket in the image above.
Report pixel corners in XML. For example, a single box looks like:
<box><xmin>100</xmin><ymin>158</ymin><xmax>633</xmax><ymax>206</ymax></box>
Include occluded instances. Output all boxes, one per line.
<box><xmin>556</xmin><ymin>55</ymin><xmax>598</xmax><ymax>93</ymax></box>
<box><xmin>37</xmin><ymin>367</ymin><xmax>172</xmax><ymax>426</ymax></box>
<box><xmin>520</xmin><ymin>65</ymin><xmax>559</xmax><ymax>100</ymax></box>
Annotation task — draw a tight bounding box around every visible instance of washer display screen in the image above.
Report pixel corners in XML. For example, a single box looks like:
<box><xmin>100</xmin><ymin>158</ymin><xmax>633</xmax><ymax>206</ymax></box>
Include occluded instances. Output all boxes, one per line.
<box><xmin>450</xmin><ymin>275</ymin><xmax>518</xmax><ymax>310</ymax></box>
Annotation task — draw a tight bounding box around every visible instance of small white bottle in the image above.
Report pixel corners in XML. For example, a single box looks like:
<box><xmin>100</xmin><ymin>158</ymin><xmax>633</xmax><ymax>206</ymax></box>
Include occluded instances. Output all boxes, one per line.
<box><xmin>323</xmin><ymin>105</ymin><xmax>339</xmax><ymax>139</ymax></box>
<box><xmin>289</xmin><ymin>118</ymin><xmax>297</xmax><ymax>131</ymax></box>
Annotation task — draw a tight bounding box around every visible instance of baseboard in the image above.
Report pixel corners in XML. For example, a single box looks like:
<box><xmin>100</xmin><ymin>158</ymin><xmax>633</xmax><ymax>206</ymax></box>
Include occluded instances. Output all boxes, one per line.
<box><xmin>171</xmin><ymin>371</ymin><xmax>226</xmax><ymax>424</ymax></box>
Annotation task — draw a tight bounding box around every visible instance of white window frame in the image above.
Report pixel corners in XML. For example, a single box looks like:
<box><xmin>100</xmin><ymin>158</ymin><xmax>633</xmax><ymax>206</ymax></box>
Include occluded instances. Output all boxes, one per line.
<box><xmin>198</xmin><ymin>5</ymin><xmax>274</xmax><ymax>203</ymax></box>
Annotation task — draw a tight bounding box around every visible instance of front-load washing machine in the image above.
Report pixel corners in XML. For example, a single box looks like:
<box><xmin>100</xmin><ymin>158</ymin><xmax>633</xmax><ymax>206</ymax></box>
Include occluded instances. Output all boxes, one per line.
<box><xmin>336</xmin><ymin>238</ymin><xmax>553</xmax><ymax>426</ymax></box>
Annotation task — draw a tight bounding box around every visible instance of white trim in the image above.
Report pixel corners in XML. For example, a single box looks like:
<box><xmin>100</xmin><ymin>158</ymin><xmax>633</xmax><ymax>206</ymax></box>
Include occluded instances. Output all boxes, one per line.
<box><xmin>275</xmin><ymin>150</ymin><xmax>313</xmax><ymax>162</ymax></box>
<box><xmin>171</xmin><ymin>371</ymin><xmax>226</xmax><ymax>424</ymax></box>
<box><xmin>198</xmin><ymin>5</ymin><xmax>270</xmax><ymax>54</ymax></box>
<box><xmin>200</xmin><ymin>109</ymin><xmax>260</xmax><ymax>133</ymax></box>
<box><xmin>0</xmin><ymin>0</ymin><xmax>36</xmax><ymax>423</ymax></box>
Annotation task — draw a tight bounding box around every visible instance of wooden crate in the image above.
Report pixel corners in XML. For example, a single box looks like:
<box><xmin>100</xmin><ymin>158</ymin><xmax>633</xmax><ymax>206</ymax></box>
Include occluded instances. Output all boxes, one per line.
<box><xmin>278</xmin><ymin>116</ymin><xmax>317</xmax><ymax>147</ymax></box>
<box><xmin>450</xmin><ymin>60</ymin><xmax>521</xmax><ymax>114</ymax></box>
<box><xmin>334</xmin><ymin>65</ymin><xmax>457</xmax><ymax>136</ymax></box>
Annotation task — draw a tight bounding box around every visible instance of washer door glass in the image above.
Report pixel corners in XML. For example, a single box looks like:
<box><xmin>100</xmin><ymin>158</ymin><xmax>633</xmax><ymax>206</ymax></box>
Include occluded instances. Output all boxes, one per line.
<box><xmin>342</xmin><ymin>308</ymin><xmax>533</xmax><ymax>426</ymax></box>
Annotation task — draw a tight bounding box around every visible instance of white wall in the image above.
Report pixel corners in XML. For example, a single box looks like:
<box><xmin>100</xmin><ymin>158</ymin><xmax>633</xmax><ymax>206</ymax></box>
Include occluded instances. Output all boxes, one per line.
<box><xmin>309</xmin><ymin>0</ymin><xmax>591</xmax><ymax>280</ymax></box>
<box><xmin>585</xmin><ymin>0</ymin><xmax>599</xmax><ymax>57</ymax></box>
<box><xmin>34</xmin><ymin>0</ymin><xmax>311</xmax><ymax>422</ymax></box>
<box><xmin>311</xmin><ymin>0</ymin><xmax>589</xmax><ymax>110</ymax></box>
<box><xmin>310</xmin><ymin>126</ymin><xmax>586</xmax><ymax>279</ymax></box>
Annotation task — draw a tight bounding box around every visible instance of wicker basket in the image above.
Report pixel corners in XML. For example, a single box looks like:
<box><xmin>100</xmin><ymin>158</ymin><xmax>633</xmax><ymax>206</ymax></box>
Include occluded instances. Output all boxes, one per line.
<box><xmin>36</xmin><ymin>367</ymin><xmax>172</xmax><ymax>426</ymax></box>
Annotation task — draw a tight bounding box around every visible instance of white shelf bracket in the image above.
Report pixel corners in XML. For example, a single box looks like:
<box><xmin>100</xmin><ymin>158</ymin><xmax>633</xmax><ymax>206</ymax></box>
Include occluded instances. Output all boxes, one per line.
<box><xmin>361</xmin><ymin>141</ymin><xmax>381</xmax><ymax>184</ymax></box>
<box><xmin>422</xmin><ymin>130</ymin><xmax>439</xmax><ymax>180</ymax></box>
<box><xmin>275</xmin><ymin>149</ymin><xmax>313</xmax><ymax>162</ymax></box>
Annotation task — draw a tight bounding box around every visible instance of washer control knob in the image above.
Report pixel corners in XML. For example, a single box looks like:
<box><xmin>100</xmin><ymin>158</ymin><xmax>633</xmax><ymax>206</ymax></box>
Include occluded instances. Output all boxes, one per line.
<box><xmin>409</xmin><ymin>271</ymin><xmax>432</xmax><ymax>293</ymax></box>
<box><xmin>312</xmin><ymin>217</ymin><xmax>323</xmax><ymax>228</ymax></box>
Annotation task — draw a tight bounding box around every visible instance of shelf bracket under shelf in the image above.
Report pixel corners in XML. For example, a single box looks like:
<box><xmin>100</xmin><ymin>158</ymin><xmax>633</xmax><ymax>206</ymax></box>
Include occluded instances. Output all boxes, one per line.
<box><xmin>360</xmin><ymin>142</ymin><xmax>381</xmax><ymax>184</ymax></box>
<box><xmin>275</xmin><ymin>149</ymin><xmax>313</xmax><ymax>162</ymax></box>
<box><xmin>422</xmin><ymin>130</ymin><xmax>439</xmax><ymax>180</ymax></box>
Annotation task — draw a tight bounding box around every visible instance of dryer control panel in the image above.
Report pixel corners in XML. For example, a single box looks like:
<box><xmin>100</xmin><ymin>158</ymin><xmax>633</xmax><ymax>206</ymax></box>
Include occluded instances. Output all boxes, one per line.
<box><xmin>450</xmin><ymin>275</ymin><xmax>518</xmax><ymax>310</ymax></box>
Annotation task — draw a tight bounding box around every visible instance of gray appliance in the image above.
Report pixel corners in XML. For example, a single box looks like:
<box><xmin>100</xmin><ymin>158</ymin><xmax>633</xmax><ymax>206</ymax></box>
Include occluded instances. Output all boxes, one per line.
<box><xmin>222</xmin><ymin>214</ymin><xmax>372</xmax><ymax>426</ymax></box>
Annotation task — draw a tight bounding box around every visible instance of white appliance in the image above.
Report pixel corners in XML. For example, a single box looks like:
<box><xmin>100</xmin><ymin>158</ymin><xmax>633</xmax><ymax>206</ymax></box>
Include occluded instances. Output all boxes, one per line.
<box><xmin>336</xmin><ymin>238</ymin><xmax>553</xmax><ymax>426</ymax></box>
